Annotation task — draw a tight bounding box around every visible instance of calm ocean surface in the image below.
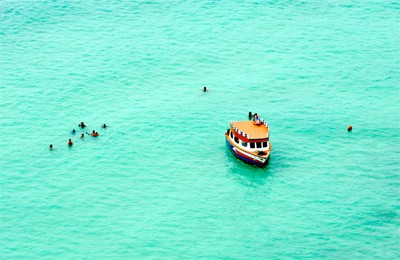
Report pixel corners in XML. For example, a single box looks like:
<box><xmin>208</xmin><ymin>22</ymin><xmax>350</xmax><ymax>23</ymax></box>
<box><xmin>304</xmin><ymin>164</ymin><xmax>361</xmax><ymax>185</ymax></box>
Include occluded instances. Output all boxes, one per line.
<box><xmin>1</xmin><ymin>0</ymin><xmax>399</xmax><ymax>258</ymax></box>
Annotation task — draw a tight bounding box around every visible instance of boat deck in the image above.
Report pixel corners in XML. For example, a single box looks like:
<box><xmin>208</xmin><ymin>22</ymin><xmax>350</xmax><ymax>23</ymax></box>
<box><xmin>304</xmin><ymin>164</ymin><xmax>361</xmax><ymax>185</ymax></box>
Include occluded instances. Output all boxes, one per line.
<box><xmin>232</xmin><ymin>121</ymin><xmax>269</xmax><ymax>140</ymax></box>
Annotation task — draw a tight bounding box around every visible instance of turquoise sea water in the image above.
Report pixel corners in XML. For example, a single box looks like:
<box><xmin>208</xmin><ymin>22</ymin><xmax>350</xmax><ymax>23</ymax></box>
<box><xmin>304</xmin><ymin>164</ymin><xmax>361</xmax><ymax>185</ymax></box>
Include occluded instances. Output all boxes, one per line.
<box><xmin>1</xmin><ymin>0</ymin><xmax>399</xmax><ymax>258</ymax></box>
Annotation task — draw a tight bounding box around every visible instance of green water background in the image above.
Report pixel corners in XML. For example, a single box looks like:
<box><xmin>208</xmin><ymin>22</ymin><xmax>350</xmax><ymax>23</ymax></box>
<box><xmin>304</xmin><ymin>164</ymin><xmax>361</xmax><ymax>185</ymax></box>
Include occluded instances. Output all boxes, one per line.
<box><xmin>1</xmin><ymin>0</ymin><xmax>399</xmax><ymax>258</ymax></box>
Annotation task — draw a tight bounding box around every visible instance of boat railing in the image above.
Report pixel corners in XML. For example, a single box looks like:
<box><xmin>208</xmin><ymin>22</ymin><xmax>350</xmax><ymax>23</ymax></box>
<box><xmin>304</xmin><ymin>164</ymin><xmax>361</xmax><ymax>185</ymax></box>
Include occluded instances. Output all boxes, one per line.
<box><xmin>230</xmin><ymin>122</ymin><xmax>250</xmax><ymax>139</ymax></box>
<box><xmin>259</xmin><ymin>118</ymin><xmax>269</xmax><ymax>128</ymax></box>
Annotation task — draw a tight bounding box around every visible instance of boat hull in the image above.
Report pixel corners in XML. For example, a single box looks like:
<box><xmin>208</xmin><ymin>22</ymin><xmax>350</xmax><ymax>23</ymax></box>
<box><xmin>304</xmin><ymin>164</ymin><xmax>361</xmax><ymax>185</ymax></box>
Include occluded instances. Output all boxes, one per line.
<box><xmin>225</xmin><ymin>135</ymin><xmax>269</xmax><ymax>168</ymax></box>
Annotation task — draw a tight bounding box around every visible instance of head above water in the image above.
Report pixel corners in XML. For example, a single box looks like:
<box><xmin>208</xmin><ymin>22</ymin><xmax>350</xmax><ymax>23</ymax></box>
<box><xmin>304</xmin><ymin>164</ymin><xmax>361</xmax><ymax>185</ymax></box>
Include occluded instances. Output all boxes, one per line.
<box><xmin>50</xmin><ymin>144</ymin><xmax>53</xmax><ymax>148</ymax></box>
<box><xmin>93</xmin><ymin>130</ymin><xmax>95</xmax><ymax>133</ymax></box>
<box><xmin>72</xmin><ymin>129</ymin><xmax>75</xmax><ymax>132</ymax></box>
<box><xmin>203</xmin><ymin>86</ymin><xmax>207</xmax><ymax>92</ymax></box>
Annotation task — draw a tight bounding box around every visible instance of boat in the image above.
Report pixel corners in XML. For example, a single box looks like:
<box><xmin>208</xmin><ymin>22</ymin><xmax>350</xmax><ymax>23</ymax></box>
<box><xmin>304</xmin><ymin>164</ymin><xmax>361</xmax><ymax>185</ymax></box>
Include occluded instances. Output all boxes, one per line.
<box><xmin>225</xmin><ymin>116</ymin><xmax>271</xmax><ymax>167</ymax></box>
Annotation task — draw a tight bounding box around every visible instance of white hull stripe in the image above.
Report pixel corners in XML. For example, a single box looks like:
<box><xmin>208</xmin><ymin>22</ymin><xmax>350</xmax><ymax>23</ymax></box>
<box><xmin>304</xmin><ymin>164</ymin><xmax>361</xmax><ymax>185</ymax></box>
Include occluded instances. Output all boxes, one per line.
<box><xmin>232</xmin><ymin>147</ymin><xmax>266</xmax><ymax>163</ymax></box>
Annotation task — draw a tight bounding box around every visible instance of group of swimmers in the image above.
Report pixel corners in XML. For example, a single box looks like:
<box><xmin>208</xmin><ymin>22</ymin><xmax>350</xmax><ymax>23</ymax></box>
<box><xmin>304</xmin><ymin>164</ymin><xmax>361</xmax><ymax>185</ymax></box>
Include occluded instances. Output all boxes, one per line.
<box><xmin>49</xmin><ymin>122</ymin><xmax>108</xmax><ymax>149</ymax></box>
<box><xmin>50</xmin><ymin>86</ymin><xmax>210</xmax><ymax>149</ymax></box>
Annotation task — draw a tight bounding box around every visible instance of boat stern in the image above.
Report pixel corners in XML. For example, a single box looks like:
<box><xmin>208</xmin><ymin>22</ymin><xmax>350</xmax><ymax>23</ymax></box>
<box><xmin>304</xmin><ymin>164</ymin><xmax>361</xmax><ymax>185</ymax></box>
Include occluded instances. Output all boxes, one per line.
<box><xmin>225</xmin><ymin>133</ymin><xmax>269</xmax><ymax>168</ymax></box>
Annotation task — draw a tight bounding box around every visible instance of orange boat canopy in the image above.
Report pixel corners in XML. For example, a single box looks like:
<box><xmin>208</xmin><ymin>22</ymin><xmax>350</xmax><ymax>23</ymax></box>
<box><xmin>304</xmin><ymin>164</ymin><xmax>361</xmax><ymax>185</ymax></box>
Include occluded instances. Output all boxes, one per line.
<box><xmin>230</xmin><ymin>121</ymin><xmax>269</xmax><ymax>143</ymax></box>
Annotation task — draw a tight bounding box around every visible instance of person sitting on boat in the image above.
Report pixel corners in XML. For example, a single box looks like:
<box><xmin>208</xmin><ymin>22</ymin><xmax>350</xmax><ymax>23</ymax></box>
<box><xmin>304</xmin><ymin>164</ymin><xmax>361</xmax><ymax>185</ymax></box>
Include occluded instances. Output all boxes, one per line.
<box><xmin>253</xmin><ymin>114</ymin><xmax>262</xmax><ymax>125</ymax></box>
<box><xmin>253</xmin><ymin>113</ymin><xmax>258</xmax><ymax>120</ymax></box>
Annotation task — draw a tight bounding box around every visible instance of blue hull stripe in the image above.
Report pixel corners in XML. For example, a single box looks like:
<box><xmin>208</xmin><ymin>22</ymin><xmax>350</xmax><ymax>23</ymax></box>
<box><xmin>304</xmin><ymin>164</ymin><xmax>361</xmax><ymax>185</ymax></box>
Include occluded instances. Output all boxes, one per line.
<box><xmin>226</xmin><ymin>136</ymin><xmax>265</xmax><ymax>167</ymax></box>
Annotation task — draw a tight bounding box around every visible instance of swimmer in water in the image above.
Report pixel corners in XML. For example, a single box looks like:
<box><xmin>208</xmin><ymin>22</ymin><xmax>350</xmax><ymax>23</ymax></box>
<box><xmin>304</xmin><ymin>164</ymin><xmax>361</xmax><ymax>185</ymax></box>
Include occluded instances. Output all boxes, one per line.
<box><xmin>86</xmin><ymin>130</ymin><xmax>98</xmax><ymax>136</ymax></box>
<box><xmin>202</xmin><ymin>86</ymin><xmax>209</xmax><ymax>92</ymax></box>
<box><xmin>78</xmin><ymin>122</ymin><xmax>86</xmax><ymax>128</ymax></box>
<box><xmin>68</xmin><ymin>139</ymin><xmax>73</xmax><ymax>146</ymax></box>
<box><xmin>101</xmin><ymin>124</ymin><xmax>108</xmax><ymax>128</ymax></box>
<box><xmin>80</xmin><ymin>133</ymin><xmax>84</xmax><ymax>138</ymax></box>
<box><xmin>49</xmin><ymin>144</ymin><xmax>54</xmax><ymax>150</ymax></box>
